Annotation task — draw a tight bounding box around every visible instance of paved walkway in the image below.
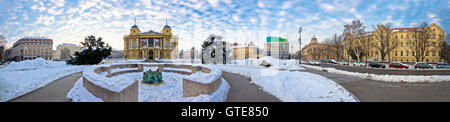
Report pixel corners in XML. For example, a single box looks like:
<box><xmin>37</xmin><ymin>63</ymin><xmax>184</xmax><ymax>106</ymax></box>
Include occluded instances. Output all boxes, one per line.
<box><xmin>9</xmin><ymin>72</ymin><xmax>82</xmax><ymax>102</ymax></box>
<box><xmin>222</xmin><ymin>72</ymin><xmax>281</xmax><ymax>102</ymax></box>
<box><xmin>304</xmin><ymin>68</ymin><xmax>450</xmax><ymax>102</ymax></box>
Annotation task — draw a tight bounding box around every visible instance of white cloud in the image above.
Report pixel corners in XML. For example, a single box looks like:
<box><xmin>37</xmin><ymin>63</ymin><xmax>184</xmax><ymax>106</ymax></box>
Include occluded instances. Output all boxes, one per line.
<box><xmin>35</xmin><ymin>15</ymin><xmax>56</xmax><ymax>26</ymax></box>
<box><xmin>278</xmin><ymin>11</ymin><xmax>287</xmax><ymax>16</ymax></box>
<box><xmin>428</xmin><ymin>13</ymin><xmax>437</xmax><ymax>18</ymax></box>
<box><xmin>207</xmin><ymin>0</ymin><xmax>219</xmax><ymax>7</ymax></box>
<box><xmin>387</xmin><ymin>4</ymin><xmax>408</xmax><ymax>11</ymax></box>
<box><xmin>281</xmin><ymin>1</ymin><xmax>294</xmax><ymax>9</ymax></box>
<box><xmin>320</xmin><ymin>3</ymin><xmax>335</xmax><ymax>12</ymax></box>
<box><xmin>257</xmin><ymin>1</ymin><xmax>265</xmax><ymax>8</ymax></box>
<box><xmin>47</xmin><ymin>8</ymin><xmax>64</xmax><ymax>15</ymax></box>
<box><xmin>50</xmin><ymin>0</ymin><xmax>65</xmax><ymax>7</ymax></box>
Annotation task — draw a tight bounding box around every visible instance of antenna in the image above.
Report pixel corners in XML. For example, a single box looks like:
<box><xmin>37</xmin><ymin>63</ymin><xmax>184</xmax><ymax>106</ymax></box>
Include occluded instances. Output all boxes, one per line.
<box><xmin>165</xmin><ymin>18</ymin><xmax>168</xmax><ymax>25</ymax></box>
<box><xmin>134</xmin><ymin>17</ymin><xmax>137</xmax><ymax>25</ymax></box>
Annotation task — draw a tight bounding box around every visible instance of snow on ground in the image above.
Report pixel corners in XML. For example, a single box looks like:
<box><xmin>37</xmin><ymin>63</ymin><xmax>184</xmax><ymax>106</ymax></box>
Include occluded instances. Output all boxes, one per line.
<box><xmin>0</xmin><ymin>58</ymin><xmax>66</xmax><ymax>71</ymax></box>
<box><xmin>67</xmin><ymin>71</ymin><xmax>229</xmax><ymax>102</ymax></box>
<box><xmin>66</xmin><ymin>78</ymin><xmax>103</xmax><ymax>102</ymax></box>
<box><xmin>0</xmin><ymin>58</ymin><xmax>86</xmax><ymax>102</ymax></box>
<box><xmin>302</xmin><ymin>64</ymin><xmax>450</xmax><ymax>83</ymax></box>
<box><xmin>233</xmin><ymin>57</ymin><xmax>304</xmax><ymax>71</ymax></box>
<box><xmin>82</xmin><ymin>65</ymin><xmax>136</xmax><ymax>93</ymax></box>
<box><xmin>217</xmin><ymin>65</ymin><xmax>357</xmax><ymax>102</ymax></box>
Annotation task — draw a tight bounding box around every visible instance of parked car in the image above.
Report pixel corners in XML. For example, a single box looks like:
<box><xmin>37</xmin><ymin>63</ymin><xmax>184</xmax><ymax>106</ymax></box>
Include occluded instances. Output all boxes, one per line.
<box><xmin>368</xmin><ymin>61</ymin><xmax>385</xmax><ymax>68</ymax></box>
<box><xmin>414</xmin><ymin>62</ymin><xmax>433</xmax><ymax>69</ymax></box>
<box><xmin>337</xmin><ymin>60</ymin><xmax>349</xmax><ymax>65</ymax></box>
<box><xmin>309</xmin><ymin>60</ymin><xmax>321</xmax><ymax>65</ymax></box>
<box><xmin>436</xmin><ymin>62</ymin><xmax>450</xmax><ymax>69</ymax></box>
<box><xmin>352</xmin><ymin>61</ymin><xmax>366</xmax><ymax>67</ymax></box>
<box><xmin>327</xmin><ymin>59</ymin><xmax>338</xmax><ymax>64</ymax></box>
<box><xmin>389</xmin><ymin>62</ymin><xmax>408</xmax><ymax>69</ymax></box>
<box><xmin>318</xmin><ymin>59</ymin><xmax>327</xmax><ymax>63</ymax></box>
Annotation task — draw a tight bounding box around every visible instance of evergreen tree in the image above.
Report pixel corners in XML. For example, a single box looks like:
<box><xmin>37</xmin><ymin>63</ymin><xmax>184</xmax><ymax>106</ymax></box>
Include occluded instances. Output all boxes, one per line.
<box><xmin>67</xmin><ymin>35</ymin><xmax>112</xmax><ymax>65</ymax></box>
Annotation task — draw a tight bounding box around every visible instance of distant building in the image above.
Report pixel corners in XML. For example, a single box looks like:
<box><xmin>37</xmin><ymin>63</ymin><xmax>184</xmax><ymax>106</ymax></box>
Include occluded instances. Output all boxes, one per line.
<box><xmin>4</xmin><ymin>48</ymin><xmax>13</xmax><ymax>62</ymax></box>
<box><xmin>302</xmin><ymin>35</ymin><xmax>340</xmax><ymax>60</ymax></box>
<box><xmin>123</xmin><ymin>19</ymin><xmax>178</xmax><ymax>60</ymax></box>
<box><xmin>109</xmin><ymin>49</ymin><xmax>124</xmax><ymax>58</ymax></box>
<box><xmin>232</xmin><ymin>41</ymin><xmax>262</xmax><ymax>60</ymax></box>
<box><xmin>11</xmin><ymin>37</ymin><xmax>53</xmax><ymax>61</ymax></box>
<box><xmin>264</xmin><ymin>37</ymin><xmax>290</xmax><ymax>59</ymax></box>
<box><xmin>343</xmin><ymin>23</ymin><xmax>446</xmax><ymax>63</ymax></box>
<box><xmin>53</xmin><ymin>43</ymin><xmax>81</xmax><ymax>60</ymax></box>
<box><xmin>182</xmin><ymin>47</ymin><xmax>200</xmax><ymax>60</ymax></box>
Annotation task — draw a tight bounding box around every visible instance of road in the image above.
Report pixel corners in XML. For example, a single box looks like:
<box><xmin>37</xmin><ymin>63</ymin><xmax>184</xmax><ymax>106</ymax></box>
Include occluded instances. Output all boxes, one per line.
<box><xmin>304</xmin><ymin>67</ymin><xmax>450</xmax><ymax>102</ymax></box>
<box><xmin>317</xmin><ymin>63</ymin><xmax>450</xmax><ymax>75</ymax></box>
<box><xmin>222</xmin><ymin>72</ymin><xmax>281</xmax><ymax>102</ymax></box>
<box><xmin>9</xmin><ymin>72</ymin><xmax>82</xmax><ymax>102</ymax></box>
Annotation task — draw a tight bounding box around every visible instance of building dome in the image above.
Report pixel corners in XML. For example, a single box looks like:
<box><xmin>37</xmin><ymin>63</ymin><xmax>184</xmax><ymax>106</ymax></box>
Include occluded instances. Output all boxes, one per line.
<box><xmin>131</xmin><ymin>25</ymin><xmax>139</xmax><ymax>29</ymax></box>
<box><xmin>163</xmin><ymin>25</ymin><xmax>171</xmax><ymax>29</ymax></box>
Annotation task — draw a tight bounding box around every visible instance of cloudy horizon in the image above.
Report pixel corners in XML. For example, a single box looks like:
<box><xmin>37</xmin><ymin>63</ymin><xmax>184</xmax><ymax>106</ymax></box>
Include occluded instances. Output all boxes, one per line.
<box><xmin>0</xmin><ymin>0</ymin><xmax>449</xmax><ymax>52</ymax></box>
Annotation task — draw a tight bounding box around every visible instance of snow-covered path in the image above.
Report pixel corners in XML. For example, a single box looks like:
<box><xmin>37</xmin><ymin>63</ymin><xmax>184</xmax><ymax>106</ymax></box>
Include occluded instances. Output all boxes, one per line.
<box><xmin>222</xmin><ymin>72</ymin><xmax>280</xmax><ymax>102</ymax></box>
<box><xmin>8</xmin><ymin>72</ymin><xmax>82</xmax><ymax>102</ymax></box>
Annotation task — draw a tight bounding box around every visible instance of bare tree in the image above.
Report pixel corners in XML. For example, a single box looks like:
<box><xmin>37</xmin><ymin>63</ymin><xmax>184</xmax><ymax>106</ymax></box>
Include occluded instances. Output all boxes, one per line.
<box><xmin>406</xmin><ymin>22</ymin><xmax>435</xmax><ymax>62</ymax></box>
<box><xmin>439</xmin><ymin>33</ymin><xmax>450</xmax><ymax>63</ymax></box>
<box><xmin>0</xmin><ymin>35</ymin><xmax>6</xmax><ymax>62</ymax></box>
<box><xmin>331</xmin><ymin>33</ymin><xmax>344</xmax><ymax>60</ymax></box>
<box><xmin>372</xmin><ymin>23</ymin><xmax>398</xmax><ymax>62</ymax></box>
<box><xmin>343</xmin><ymin>20</ymin><xmax>366</xmax><ymax>61</ymax></box>
<box><xmin>359</xmin><ymin>32</ymin><xmax>372</xmax><ymax>63</ymax></box>
<box><xmin>60</xmin><ymin>48</ymin><xmax>71</xmax><ymax>60</ymax></box>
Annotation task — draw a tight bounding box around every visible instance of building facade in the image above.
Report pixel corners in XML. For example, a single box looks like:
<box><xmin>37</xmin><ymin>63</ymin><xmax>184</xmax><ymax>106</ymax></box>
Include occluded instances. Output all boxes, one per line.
<box><xmin>343</xmin><ymin>23</ymin><xmax>446</xmax><ymax>63</ymax></box>
<box><xmin>53</xmin><ymin>43</ymin><xmax>81</xmax><ymax>60</ymax></box>
<box><xmin>302</xmin><ymin>35</ymin><xmax>341</xmax><ymax>60</ymax></box>
<box><xmin>182</xmin><ymin>47</ymin><xmax>200</xmax><ymax>60</ymax></box>
<box><xmin>11</xmin><ymin>37</ymin><xmax>53</xmax><ymax>61</ymax></box>
<box><xmin>232</xmin><ymin>41</ymin><xmax>262</xmax><ymax>60</ymax></box>
<box><xmin>123</xmin><ymin>21</ymin><xmax>178</xmax><ymax>60</ymax></box>
<box><xmin>265</xmin><ymin>37</ymin><xmax>289</xmax><ymax>59</ymax></box>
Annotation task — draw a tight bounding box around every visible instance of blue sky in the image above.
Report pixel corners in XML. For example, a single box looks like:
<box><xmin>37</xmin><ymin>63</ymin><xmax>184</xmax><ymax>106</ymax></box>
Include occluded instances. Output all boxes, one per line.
<box><xmin>0</xmin><ymin>0</ymin><xmax>449</xmax><ymax>52</ymax></box>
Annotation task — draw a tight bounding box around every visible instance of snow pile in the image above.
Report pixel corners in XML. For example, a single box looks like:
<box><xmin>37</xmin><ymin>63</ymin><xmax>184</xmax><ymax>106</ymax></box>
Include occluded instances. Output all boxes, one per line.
<box><xmin>66</xmin><ymin>78</ymin><xmax>103</xmax><ymax>102</ymax></box>
<box><xmin>217</xmin><ymin>65</ymin><xmax>357</xmax><ymax>102</ymax></box>
<box><xmin>82</xmin><ymin>65</ymin><xmax>136</xmax><ymax>92</ymax></box>
<box><xmin>302</xmin><ymin>64</ymin><xmax>450</xmax><ymax>83</ymax></box>
<box><xmin>0</xmin><ymin>58</ymin><xmax>66</xmax><ymax>71</ymax></box>
<box><xmin>233</xmin><ymin>57</ymin><xmax>304</xmax><ymax>70</ymax></box>
<box><xmin>164</xmin><ymin>67</ymin><xmax>192</xmax><ymax>73</ymax></box>
<box><xmin>184</xmin><ymin>78</ymin><xmax>230</xmax><ymax>102</ymax></box>
<box><xmin>102</xmin><ymin>58</ymin><xmax>145</xmax><ymax>64</ymax></box>
<box><xmin>0</xmin><ymin>59</ymin><xmax>86</xmax><ymax>102</ymax></box>
<box><xmin>184</xmin><ymin>66</ymin><xmax>222</xmax><ymax>84</ymax></box>
<box><xmin>111</xmin><ymin>68</ymin><xmax>137</xmax><ymax>73</ymax></box>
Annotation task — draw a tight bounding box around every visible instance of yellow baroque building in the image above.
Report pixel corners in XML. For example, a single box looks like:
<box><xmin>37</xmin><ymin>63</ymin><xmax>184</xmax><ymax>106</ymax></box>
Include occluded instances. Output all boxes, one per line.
<box><xmin>123</xmin><ymin>21</ymin><xmax>178</xmax><ymax>60</ymax></box>
<box><xmin>344</xmin><ymin>23</ymin><xmax>446</xmax><ymax>63</ymax></box>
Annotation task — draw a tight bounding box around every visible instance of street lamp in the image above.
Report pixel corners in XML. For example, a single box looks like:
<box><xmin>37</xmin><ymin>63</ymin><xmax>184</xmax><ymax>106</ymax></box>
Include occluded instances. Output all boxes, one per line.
<box><xmin>298</xmin><ymin>26</ymin><xmax>302</xmax><ymax>65</ymax></box>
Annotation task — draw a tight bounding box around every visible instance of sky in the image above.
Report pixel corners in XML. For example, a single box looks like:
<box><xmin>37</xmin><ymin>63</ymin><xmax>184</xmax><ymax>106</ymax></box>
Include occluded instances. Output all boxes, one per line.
<box><xmin>0</xmin><ymin>0</ymin><xmax>449</xmax><ymax>52</ymax></box>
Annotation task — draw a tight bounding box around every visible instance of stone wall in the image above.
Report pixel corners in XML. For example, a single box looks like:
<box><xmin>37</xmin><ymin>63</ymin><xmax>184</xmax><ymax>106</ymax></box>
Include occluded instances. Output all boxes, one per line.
<box><xmin>83</xmin><ymin>77</ymin><xmax>138</xmax><ymax>102</ymax></box>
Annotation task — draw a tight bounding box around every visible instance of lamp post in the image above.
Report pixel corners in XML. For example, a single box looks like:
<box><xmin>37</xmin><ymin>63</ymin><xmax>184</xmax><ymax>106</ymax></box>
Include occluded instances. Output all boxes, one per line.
<box><xmin>298</xmin><ymin>26</ymin><xmax>302</xmax><ymax>65</ymax></box>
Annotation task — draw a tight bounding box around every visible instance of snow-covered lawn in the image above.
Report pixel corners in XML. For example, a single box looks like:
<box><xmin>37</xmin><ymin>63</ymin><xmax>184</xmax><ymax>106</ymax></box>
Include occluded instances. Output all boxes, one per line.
<box><xmin>302</xmin><ymin>64</ymin><xmax>450</xmax><ymax>83</ymax></box>
<box><xmin>67</xmin><ymin>71</ymin><xmax>229</xmax><ymax>102</ymax></box>
<box><xmin>216</xmin><ymin>65</ymin><xmax>357</xmax><ymax>102</ymax></box>
<box><xmin>0</xmin><ymin>58</ymin><xmax>87</xmax><ymax>102</ymax></box>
